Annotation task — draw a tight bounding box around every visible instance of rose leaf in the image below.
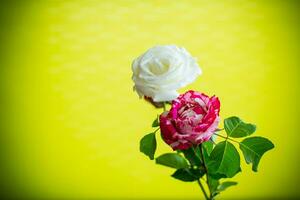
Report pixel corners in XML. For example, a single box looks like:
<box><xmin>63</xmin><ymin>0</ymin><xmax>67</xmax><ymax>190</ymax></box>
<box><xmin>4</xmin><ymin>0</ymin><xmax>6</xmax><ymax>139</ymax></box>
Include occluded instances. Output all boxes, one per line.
<box><xmin>152</xmin><ymin>116</ymin><xmax>159</xmax><ymax>127</ymax></box>
<box><xmin>182</xmin><ymin>147</ymin><xmax>202</xmax><ymax>166</ymax></box>
<box><xmin>213</xmin><ymin>181</ymin><xmax>238</xmax><ymax>196</ymax></box>
<box><xmin>156</xmin><ymin>153</ymin><xmax>189</xmax><ymax>169</ymax></box>
<box><xmin>171</xmin><ymin>168</ymin><xmax>205</xmax><ymax>182</ymax></box>
<box><xmin>140</xmin><ymin>132</ymin><xmax>156</xmax><ymax>160</ymax></box>
<box><xmin>224</xmin><ymin>116</ymin><xmax>256</xmax><ymax>138</ymax></box>
<box><xmin>207</xmin><ymin>141</ymin><xmax>240</xmax><ymax>178</ymax></box>
<box><xmin>239</xmin><ymin>136</ymin><xmax>274</xmax><ymax>172</ymax></box>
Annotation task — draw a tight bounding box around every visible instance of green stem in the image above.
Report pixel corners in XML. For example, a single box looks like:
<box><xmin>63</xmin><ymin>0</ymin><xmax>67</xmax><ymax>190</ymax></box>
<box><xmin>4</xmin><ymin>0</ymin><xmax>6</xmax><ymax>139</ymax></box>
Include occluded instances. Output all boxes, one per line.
<box><xmin>163</xmin><ymin>102</ymin><xmax>166</xmax><ymax>111</ymax></box>
<box><xmin>214</xmin><ymin>133</ymin><xmax>240</xmax><ymax>144</ymax></box>
<box><xmin>199</xmin><ymin>144</ymin><xmax>212</xmax><ymax>200</ymax></box>
<box><xmin>215</xmin><ymin>128</ymin><xmax>224</xmax><ymax>132</ymax></box>
<box><xmin>215</xmin><ymin>133</ymin><xmax>260</xmax><ymax>155</ymax></box>
<box><xmin>153</xmin><ymin>127</ymin><xmax>160</xmax><ymax>133</ymax></box>
<box><xmin>197</xmin><ymin>179</ymin><xmax>209</xmax><ymax>200</ymax></box>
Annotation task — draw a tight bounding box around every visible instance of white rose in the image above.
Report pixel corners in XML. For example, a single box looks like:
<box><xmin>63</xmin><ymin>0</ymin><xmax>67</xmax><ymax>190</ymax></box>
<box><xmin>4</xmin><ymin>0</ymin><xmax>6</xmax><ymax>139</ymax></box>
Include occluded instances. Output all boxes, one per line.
<box><xmin>131</xmin><ymin>45</ymin><xmax>202</xmax><ymax>102</ymax></box>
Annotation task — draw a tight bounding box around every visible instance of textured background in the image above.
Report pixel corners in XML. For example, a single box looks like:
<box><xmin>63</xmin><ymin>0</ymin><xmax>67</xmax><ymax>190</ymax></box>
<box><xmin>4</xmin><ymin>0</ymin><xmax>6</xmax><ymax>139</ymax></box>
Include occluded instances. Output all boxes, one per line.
<box><xmin>0</xmin><ymin>0</ymin><xmax>299</xmax><ymax>199</ymax></box>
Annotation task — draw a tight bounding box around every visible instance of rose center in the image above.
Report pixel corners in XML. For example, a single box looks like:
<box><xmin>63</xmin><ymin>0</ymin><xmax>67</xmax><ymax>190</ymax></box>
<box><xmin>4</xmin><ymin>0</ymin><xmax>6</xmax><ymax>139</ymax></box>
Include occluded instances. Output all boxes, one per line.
<box><xmin>179</xmin><ymin>104</ymin><xmax>206</xmax><ymax>123</ymax></box>
<box><xmin>148</xmin><ymin>58</ymin><xmax>170</xmax><ymax>75</ymax></box>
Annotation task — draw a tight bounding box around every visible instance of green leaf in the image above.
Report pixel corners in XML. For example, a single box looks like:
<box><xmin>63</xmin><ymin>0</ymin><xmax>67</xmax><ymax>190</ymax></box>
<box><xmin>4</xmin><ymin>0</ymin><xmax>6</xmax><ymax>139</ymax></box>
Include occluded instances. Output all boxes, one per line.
<box><xmin>207</xmin><ymin>141</ymin><xmax>240</xmax><ymax>178</ymax></box>
<box><xmin>194</xmin><ymin>145</ymin><xmax>202</xmax><ymax>162</ymax></box>
<box><xmin>239</xmin><ymin>136</ymin><xmax>274</xmax><ymax>172</ymax></box>
<box><xmin>217</xmin><ymin>181</ymin><xmax>237</xmax><ymax>192</ymax></box>
<box><xmin>207</xmin><ymin>176</ymin><xmax>220</xmax><ymax>196</ymax></box>
<box><xmin>201</xmin><ymin>142</ymin><xmax>227</xmax><ymax>180</ymax></box>
<box><xmin>209</xmin><ymin>173</ymin><xmax>227</xmax><ymax>180</ymax></box>
<box><xmin>182</xmin><ymin>147</ymin><xmax>202</xmax><ymax>166</ymax></box>
<box><xmin>171</xmin><ymin>168</ymin><xmax>205</xmax><ymax>182</ymax></box>
<box><xmin>201</xmin><ymin>141</ymin><xmax>213</xmax><ymax>166</ymax></box>
<box><xmin>156</xmin><ymin>153</ymin><xmax>189</xmax><ymax>169</ymax></box>
<box><xmin>152</xmin><ymin>116</ymin><xmax>159</xmax><ymax>127</ymax></box>
<box><xmin>202</xmin><ymin>141</ymin><xmax>213</xmax><ymax>155</ymax></box>
<box><xmin>212</xmin><ymin>181</ymin><xmax>237</xmax><ymax>196</ymax></box>
<box><xmin>224</xmin><ymin>116</ymin><xmax>256</xmax><ymax>138</ymax></box>
<box><xmin>139</xmin><ymin>132</ymin><xmax>156</xmax><ymax>160</ymax></box>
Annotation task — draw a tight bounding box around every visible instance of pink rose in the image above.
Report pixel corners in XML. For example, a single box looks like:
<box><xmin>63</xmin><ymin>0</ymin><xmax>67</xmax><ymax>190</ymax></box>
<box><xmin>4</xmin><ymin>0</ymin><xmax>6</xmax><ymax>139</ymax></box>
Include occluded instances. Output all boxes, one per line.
<box><xmin>159</xmin><ymin>90</ymin><xmax>220</xmax><ymax>150</ymax></box>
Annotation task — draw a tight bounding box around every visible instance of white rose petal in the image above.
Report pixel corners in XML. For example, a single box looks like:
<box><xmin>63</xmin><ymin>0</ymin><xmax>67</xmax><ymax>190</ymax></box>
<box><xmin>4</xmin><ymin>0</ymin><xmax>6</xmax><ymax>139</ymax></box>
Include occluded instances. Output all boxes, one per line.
<box><xmin>131</xmin><ymin>45</ymin><xmax>202</xmax><ymax>102</ymax></box>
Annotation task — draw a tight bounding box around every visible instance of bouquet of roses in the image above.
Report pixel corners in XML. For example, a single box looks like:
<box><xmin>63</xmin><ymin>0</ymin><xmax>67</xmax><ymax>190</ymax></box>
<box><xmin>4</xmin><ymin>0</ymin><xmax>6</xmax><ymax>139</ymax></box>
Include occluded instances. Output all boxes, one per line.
<box><xmin>132</xmin><ymin>45</ymin><xmax>274</xmax><ymax>200</ymax></box>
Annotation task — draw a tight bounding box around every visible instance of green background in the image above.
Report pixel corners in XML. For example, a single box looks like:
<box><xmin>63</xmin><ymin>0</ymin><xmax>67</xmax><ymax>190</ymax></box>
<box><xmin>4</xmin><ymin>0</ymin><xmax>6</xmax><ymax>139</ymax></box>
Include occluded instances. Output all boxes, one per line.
<box><xmin>0</xmin><ymin>0</ymin><xmax>299</xmax><ymax>199</ymax></box>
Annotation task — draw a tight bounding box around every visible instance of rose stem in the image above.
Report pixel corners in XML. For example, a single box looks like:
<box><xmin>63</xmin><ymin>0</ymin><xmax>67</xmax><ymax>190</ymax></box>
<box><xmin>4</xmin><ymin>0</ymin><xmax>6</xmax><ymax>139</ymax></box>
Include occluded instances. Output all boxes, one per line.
<box><xmin>191</xmin><ymin>146</ymin><xmax>209</xmax><ymax>199</ymax></box>
<box><xmin>214</xmin><ymin>133</ymin><xmax>257</xmax><ymax>154</ymax></box>
<box><xmin>199</xmin><ymin>144</ymin><xmax>213</xmax><ymax>200</ymax></box>
<box><xmin>153</xmin><ymin>128</ymin><xmax>160</xmax><ymax>133</ymax></box>
<box><xmin>162</xmin><ymin>102</ymin><xmax>166</xmax><ymax>111</ymax></box>
<box><xmin>214</xmin><ymin>133</ymin><xmax>240</xmax><ymax>144</ymax></box>
<box><xmin>197</xmin><ymin>179</ymin><xmax>209</xmax><ymax>200</ymax></box>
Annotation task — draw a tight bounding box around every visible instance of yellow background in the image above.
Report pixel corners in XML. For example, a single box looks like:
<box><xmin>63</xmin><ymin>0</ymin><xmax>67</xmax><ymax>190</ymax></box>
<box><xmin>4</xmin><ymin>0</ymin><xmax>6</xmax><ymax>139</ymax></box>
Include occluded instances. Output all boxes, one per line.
<box><xmin>1</xmin><ymin>0</ymin><xmax>299</xmax><ymax>199</ymax></box>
